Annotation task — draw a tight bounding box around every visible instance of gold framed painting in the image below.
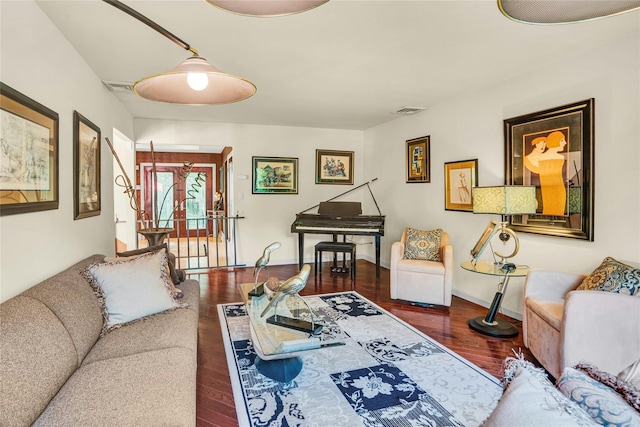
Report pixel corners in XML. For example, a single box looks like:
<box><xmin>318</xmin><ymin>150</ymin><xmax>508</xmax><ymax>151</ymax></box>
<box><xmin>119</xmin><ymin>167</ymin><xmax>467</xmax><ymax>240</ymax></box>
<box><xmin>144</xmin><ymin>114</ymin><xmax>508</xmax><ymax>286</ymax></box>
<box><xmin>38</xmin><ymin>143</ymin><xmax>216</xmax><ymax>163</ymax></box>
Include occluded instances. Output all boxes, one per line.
<box><xmin>252</xmin><ymin>156</ymin><xmax>298</xmax><ymax>194</ymax></box>
<box><xmin>406</xmin><ymin>136</ymin><xmax>430</xmax><ymax>183</ymax></box>
<box><xmin>444</xmin><ymin>159</ymin><xmax>478</xmax><ymax>212</ymax></box>
<box><xmin>73</xmin><ymin>111</ymin><xmax>101</xmax><ymax>219</ymax></box>
<box><xmin>315</xmin><ymin>149</ymin><xmax>354</xmax><ymax>185</ymax></box>
<box><xmin>0</xmin><ymin>83</ymin><xmax>59</xmax><ymax>216</ymax></box>
<box><xmin>505</xmin><ymin>99</ymin><xmax>594</xmax><ymax>240</ymax></box>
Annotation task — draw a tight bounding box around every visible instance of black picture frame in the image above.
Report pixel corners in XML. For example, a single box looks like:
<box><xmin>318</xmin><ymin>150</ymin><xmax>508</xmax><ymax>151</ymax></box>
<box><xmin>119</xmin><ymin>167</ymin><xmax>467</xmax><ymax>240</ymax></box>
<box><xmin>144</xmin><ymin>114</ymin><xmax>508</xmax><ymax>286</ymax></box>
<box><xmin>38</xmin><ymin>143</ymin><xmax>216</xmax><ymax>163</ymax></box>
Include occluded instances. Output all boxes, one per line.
<box><xmin>73</xmin><ymin>111</ymin><xmax>101</xmax><ymax>219</ymax></box>
<box><xmin>505</xmin><ymin>99</ymin><xmax>594</xmax><ymax>240</ymax></box>
<box><xmin>406</xmin><ymin>136</ymin><xmax>430</xmax><ymax>183</ymax></box>
<box><xmin>0</xmin><ymin>83</ymin><xmax>59</xmax><ymax>216</ymax></box>
<box><xmin>315</xmin><ymin>149</ymin><xmax>354</xmax><ymax>185</ymax></box>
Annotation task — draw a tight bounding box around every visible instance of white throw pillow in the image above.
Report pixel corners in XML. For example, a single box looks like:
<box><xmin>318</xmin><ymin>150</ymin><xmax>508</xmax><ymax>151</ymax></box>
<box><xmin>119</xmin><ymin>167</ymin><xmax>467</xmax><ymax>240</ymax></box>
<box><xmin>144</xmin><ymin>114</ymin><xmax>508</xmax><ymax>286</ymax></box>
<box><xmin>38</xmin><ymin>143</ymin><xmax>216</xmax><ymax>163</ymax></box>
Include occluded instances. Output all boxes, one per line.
<box><xmin>85</xmin><ymin>251</ymin><xmax>183</xmax><ymax>334</ymax></box>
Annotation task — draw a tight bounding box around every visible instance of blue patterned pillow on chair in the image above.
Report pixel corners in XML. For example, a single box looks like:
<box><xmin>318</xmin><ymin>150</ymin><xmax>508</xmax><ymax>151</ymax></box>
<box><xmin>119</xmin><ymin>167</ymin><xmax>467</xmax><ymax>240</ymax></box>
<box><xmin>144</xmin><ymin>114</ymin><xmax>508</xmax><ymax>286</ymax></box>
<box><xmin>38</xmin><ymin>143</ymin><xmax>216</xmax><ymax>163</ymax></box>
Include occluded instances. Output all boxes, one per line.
<box><xmin>577</xmin><ymin>257</ymin><xmax>640</xmax><ymax>295</ymax></box>
<box><xmin>404</xmin><ymin>228</ymin><xmax>442</xmax><ymax>261</ymax></box>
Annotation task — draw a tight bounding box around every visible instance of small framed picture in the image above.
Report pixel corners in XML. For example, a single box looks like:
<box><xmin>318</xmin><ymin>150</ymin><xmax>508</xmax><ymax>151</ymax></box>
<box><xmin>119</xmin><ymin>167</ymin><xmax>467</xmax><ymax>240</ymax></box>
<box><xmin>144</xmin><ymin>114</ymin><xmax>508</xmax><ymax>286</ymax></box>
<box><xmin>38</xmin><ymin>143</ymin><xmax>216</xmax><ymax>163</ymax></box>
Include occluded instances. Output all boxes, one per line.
<box><xmin>73</xmin><ymin>111</ymin><xmax>101</xmax><ymax>219</ymax></box>
<box><xmin>252</xmin><ymin>156</ymin><xmax>298</xmax><ymax>194</ymax></box>
<box><xmin>315</xmin><ymin>149</ymin><xmax>354</xmax><ymax>185</ymax></box>
<box><xmin>444</xmin><ymin>159</ymin><xmax>478</xmax><ymax>212</ymax></box>
<box><xmin>0</xmin><ymin>83</ymin><xmax>59</xmax><ymax>216</ymax></box>
<box><xmin>406</xmin><ymin>136</ymin><xmax>430</xmax><ymax>183</ymax></box>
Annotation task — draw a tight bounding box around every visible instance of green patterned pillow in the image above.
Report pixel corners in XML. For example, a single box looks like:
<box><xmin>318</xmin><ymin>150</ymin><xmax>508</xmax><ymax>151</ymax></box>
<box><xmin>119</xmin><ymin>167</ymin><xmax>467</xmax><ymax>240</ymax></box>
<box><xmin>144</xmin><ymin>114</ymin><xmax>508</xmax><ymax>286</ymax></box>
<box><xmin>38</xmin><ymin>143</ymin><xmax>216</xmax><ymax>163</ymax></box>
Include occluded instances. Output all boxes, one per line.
<box><xmin>577</xmin><ymin>257</ymin><xmax>640</xmax><ymax>296</ymax></box>
<box><xmin>404</xmin><ymin>228</ymin><xmax>442</xmax><ymax>261</ymax></box>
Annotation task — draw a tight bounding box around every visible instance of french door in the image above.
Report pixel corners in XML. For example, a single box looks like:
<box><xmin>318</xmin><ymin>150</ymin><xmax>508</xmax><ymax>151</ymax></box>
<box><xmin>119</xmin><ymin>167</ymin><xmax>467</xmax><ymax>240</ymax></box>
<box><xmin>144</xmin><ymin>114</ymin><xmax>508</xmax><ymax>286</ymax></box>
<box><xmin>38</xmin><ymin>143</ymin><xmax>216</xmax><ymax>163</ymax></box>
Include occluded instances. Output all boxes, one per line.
<box><xmin>142</xmin><ymin>164</ymin><xmax>214</xmax><ymax>237</ymax></box>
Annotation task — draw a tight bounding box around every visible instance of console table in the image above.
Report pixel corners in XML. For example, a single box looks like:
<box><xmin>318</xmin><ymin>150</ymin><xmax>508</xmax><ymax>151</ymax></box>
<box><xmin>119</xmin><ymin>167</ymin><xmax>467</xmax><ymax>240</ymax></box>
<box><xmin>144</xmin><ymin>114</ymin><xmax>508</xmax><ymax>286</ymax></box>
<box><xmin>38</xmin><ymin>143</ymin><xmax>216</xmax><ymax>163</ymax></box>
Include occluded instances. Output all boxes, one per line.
<box><xmin>460</xmin><ymin>260</ymin><xmax>530</xmax><ymax>338</ymax></box>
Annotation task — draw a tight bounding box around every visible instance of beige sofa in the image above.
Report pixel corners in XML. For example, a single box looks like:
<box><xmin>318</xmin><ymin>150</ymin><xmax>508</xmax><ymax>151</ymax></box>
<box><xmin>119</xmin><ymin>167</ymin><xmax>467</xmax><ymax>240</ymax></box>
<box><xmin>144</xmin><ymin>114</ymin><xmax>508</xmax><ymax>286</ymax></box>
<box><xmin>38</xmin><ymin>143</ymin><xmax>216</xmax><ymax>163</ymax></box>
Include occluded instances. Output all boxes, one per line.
<box><xmin>0</xmin><ymin>254</ymin><xmax>199</xmax><ymax>426</ymax></box>
<box><xmin>523</xmin><ymin>269</ymin><xmax>640</xmax><ymax>380</ymax></box>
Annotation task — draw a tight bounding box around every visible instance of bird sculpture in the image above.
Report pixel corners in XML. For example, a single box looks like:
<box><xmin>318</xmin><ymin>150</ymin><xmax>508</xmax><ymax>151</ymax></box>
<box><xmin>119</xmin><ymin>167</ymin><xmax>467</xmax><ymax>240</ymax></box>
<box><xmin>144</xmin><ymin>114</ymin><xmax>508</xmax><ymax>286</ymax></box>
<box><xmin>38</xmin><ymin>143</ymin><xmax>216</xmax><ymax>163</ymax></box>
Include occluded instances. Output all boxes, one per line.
<box><xmin>252</xmin><ymin>241</ymin><xmax>282</xmax><ymax>294</ymax></box>
<box><xmin>261</xmin><ymin>264</ymin><xmax>310</xmax><ymax>318</ymax></box>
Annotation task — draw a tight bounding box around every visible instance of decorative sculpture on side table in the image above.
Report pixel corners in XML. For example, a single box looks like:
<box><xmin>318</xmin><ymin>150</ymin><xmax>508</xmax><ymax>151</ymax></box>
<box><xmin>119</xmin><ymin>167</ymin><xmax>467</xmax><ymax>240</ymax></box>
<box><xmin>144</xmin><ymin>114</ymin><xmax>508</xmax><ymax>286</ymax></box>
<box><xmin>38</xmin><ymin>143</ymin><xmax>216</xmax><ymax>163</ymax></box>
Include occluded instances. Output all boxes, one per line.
<box><xmin>249</xmin><ymin>241</ymin><xmax>282</xmax><ymax>297</ymax></box>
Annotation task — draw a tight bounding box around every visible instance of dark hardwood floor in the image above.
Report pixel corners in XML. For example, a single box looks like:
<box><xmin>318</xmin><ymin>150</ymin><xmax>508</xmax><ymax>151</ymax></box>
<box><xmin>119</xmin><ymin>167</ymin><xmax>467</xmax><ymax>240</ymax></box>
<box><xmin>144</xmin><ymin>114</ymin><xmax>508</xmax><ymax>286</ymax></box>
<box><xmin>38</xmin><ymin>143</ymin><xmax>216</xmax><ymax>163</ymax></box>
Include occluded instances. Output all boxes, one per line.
<box><xmin>192</xmin><ymin>260</ymin><xmax>539</xmax><ymax>427</ymax></box>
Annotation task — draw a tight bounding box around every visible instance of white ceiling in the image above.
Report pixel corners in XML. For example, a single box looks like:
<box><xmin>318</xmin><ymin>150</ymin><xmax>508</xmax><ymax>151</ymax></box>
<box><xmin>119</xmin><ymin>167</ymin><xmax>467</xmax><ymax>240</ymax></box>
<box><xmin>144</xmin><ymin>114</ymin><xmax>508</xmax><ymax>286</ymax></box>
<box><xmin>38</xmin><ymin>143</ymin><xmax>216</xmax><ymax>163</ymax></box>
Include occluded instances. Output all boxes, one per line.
<box><xmin>36</xmin><ymin>0</ymin><xmax>639</xmax><ymax>131</ymax></box>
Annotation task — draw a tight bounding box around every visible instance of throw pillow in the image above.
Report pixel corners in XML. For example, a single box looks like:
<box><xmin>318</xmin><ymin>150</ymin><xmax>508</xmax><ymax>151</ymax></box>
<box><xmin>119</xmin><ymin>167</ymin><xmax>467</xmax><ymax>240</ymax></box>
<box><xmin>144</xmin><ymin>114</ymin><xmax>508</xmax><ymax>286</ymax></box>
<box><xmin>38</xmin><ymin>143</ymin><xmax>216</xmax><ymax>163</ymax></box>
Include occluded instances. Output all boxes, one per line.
<box><xmin>84</xmin><ymin>251</ymin><xmax>185</xmax><ymax>336</ymax></box>
<box><xmin>117</xmin><ymin>243</ymin><xmax>182</xmax><ymax>286</ymax></box>
<box><xmin>619</xmin><ymin>359</ymin><xmax>640</xmax><ymax>390</ymax></box>
<box><xmin>573</xmin><ymin>362</ymin><xmax>640</xmax><ymax>411</ymax></box>
<box><xmin>557</xmin><ymin>367</ymin><xmax>640</xmax><ymax>426</ymax></box>
<box><xmin>576</xmin><ymin>257</ymin><xmax>640</xmax><ymax>295</ymax></box>
<box><xmin>482</xmin><ymin>353</ymin><xmax>597</xmax><ymax>426</ymax></box>
<box><xmin>404</xmin><ymin>228</ymin><xmax>442</xmax><ymax>261</ymax></box>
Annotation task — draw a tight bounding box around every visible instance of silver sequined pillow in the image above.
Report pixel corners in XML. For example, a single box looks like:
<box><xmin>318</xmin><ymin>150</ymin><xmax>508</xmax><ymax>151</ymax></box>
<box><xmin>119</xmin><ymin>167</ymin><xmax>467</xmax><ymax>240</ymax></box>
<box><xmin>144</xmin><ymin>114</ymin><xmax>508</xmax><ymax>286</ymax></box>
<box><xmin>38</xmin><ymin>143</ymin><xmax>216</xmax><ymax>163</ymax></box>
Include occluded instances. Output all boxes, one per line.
<box><xmin>404</xmin><ymin>228</ymin><xmax>442</xmax><ymax>261</ymax></box>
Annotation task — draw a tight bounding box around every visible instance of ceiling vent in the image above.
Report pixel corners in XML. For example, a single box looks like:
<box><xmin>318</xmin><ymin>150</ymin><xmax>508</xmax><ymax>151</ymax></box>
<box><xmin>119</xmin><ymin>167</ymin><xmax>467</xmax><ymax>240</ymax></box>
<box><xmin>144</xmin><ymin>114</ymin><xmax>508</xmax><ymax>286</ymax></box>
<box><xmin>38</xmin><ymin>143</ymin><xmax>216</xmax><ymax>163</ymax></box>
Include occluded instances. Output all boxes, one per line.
<box><xmin>103</xmin><ymin>81</ymin><xmax>135</xmax><ymax>93</ymax></box>
<box><xmin>395</xmin><ymin>106</ymin><xmax>426</xmax><ymax>115</ymax></box>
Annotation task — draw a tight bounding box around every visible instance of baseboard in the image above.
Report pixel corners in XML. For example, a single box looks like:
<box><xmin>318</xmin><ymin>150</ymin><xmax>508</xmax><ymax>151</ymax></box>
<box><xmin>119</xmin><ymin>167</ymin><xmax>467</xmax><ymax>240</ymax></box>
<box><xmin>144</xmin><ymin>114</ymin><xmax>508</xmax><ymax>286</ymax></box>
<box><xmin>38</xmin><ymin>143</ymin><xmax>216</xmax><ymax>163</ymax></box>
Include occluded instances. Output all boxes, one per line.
<box><xmin>452</xmin><ymin>290</ymin><xmax>523</xmax><ymax>321</ymax></box>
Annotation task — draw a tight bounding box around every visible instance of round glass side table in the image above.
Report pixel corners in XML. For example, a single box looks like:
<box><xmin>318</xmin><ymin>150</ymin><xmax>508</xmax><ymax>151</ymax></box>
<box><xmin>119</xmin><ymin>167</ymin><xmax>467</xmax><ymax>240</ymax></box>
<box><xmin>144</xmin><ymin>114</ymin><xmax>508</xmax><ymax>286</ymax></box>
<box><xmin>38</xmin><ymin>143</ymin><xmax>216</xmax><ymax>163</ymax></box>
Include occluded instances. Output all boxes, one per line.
<box><xmin>460</xmin><ymin>260</ymin><xmax>530</xmax><ymax>338</ymax></box>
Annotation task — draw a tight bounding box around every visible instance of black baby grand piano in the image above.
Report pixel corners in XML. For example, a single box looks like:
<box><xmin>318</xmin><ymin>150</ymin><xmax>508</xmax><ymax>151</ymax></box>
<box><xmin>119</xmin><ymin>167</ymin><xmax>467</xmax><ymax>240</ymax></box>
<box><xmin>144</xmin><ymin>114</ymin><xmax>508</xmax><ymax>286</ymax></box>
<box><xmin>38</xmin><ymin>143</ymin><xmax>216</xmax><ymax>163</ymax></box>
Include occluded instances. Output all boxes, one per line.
<box><xmin>291</xmin><ymin>178</ymin><xmax>385</xmax><ymax>277</ymax></box>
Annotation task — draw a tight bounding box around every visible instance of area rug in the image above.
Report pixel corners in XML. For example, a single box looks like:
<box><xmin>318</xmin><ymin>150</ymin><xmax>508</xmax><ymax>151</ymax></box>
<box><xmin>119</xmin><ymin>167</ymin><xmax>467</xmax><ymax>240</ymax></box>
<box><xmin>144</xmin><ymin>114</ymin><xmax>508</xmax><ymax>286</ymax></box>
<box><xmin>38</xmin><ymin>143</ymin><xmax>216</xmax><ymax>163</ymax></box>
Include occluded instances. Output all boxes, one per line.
<box><xmin>218</xmin><ymin>291</ymin><xmax>502</xmax><ymax>427</ymax></box>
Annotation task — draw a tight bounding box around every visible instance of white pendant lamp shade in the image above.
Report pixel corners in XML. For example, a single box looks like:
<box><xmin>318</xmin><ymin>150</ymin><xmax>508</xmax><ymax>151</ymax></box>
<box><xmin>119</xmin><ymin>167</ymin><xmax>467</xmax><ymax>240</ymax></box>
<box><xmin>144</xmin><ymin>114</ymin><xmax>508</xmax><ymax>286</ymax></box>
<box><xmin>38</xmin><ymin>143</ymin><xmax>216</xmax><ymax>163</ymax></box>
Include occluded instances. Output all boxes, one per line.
<box><xmin>133</xmin><ymin>55</ymin><xmax>256</xmax><ymax>105</ymax></box>
<box><xmin>498</xmin><ymin>0</ymin><xmax>640</xmax><ymax>24</ymax></box>
<box><xmin>205</xmin><ymin>0</ymin><xmax>329</xmax><ymax>17</ymax></box>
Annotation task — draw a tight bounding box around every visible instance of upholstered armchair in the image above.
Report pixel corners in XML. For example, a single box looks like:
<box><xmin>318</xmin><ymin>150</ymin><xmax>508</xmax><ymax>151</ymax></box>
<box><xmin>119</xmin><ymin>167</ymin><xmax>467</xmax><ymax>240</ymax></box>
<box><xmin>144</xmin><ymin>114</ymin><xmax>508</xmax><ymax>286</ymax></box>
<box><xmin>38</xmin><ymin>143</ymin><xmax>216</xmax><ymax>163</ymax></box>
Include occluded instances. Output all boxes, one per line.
<box><xmin>390</xmin><ymin>228</ymin><xmax>453</xmax><ymax>306</ymax></box>
<box><xmin>523</xmin><ymin>269</ymin><xmax>640</xmax><ymax>380</ymax></box>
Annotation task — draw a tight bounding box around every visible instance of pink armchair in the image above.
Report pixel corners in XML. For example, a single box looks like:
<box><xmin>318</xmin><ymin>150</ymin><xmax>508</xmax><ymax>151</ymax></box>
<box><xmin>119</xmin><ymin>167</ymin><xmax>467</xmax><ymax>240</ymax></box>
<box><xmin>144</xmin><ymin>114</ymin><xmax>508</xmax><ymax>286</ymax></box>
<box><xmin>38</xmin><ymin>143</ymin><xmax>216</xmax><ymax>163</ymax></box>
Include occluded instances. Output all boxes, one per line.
<box><xmin>390</xmin><ymin>229</ymin><xmax>453</xmax><ymax>307</ymax></box>
<box><xmin>523</xmin><ymin>270</ymin><xmax>640</xmax><ymax>379</ymax></box>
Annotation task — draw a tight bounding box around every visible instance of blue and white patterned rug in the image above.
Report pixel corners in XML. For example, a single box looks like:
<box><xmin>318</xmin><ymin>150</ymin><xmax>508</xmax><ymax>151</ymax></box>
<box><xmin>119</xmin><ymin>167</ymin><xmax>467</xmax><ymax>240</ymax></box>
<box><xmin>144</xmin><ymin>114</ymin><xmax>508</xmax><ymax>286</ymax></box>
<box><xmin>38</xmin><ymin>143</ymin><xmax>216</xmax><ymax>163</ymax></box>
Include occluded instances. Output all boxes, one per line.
<box><xmin>218</xmin><ymin>291</ymin><xmax>502</xmax><ymax>427</ymax></box>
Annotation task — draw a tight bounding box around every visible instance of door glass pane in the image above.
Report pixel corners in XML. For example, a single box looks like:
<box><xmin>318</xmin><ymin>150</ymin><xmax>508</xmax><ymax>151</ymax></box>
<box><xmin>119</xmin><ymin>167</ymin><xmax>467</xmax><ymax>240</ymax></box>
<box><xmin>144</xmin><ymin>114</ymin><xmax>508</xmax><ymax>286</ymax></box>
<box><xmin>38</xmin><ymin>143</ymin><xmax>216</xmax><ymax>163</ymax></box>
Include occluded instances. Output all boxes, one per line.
<box><xmin>154</xmin><ymin>171</ymin><xmax>174</xmax><ymax>229</ymax></box>
<box><xmin>186</xmin><ymin>171</ymin><xmax>206</xmax><ymax>230</ymax></box>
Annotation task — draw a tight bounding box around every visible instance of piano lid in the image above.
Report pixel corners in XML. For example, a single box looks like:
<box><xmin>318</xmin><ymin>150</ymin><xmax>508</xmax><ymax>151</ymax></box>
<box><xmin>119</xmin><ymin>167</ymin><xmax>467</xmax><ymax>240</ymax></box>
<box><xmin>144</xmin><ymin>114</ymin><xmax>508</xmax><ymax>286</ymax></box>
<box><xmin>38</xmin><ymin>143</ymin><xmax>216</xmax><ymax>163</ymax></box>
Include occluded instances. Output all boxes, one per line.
<box><xmin>318</xmin><ymin>202</ymin><xmax>362</xmax><ymax>217</ymax></box>
<box><xmin>298</xmin><ymin>178</ymin><xmax>382</xmax><ymax>217</ymax></box>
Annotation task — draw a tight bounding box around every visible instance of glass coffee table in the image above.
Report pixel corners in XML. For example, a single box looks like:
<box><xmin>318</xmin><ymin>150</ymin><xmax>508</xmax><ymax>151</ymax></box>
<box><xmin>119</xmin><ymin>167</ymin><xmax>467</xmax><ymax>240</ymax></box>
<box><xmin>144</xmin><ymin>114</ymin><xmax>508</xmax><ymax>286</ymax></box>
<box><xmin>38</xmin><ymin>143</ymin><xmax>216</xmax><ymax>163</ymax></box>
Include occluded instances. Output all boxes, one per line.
<box><xmin>460</xmin><ymin>260</ymin><xmax>530</xmax><ymax>338</ymax></box>
<box><xmin>237</xmin><ymin>282</ymin><xmax>342</xmax><ymax>382</ymax></box>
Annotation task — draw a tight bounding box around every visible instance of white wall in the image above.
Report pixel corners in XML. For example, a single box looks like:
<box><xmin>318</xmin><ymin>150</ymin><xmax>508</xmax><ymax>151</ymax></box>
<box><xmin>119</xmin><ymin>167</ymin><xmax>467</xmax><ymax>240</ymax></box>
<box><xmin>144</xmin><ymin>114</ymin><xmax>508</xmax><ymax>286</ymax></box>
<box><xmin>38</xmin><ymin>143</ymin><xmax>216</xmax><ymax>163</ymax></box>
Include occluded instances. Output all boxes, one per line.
<box><xmin>135</xmin><ymin>119</ymin><xmax>365</xmax><ymax>266</ymax></box>
<box><xmin>364</xmin><ymin>33</ymin><xmax>640</xmax><ymax>319</ymax></box>
<box><xmin>0</xmin><ymin>1</ymin><xmax>134</xmax><ymax>302</ymax></box>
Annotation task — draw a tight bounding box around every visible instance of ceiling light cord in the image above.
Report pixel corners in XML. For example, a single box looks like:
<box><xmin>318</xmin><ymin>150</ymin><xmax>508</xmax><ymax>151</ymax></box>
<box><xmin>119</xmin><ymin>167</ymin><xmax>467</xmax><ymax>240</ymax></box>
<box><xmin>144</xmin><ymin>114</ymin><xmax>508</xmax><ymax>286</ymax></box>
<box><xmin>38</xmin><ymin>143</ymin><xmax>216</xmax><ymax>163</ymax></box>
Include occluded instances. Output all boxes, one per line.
<box><xmin>102</xmin><ymin>0</ymin><xmax>196</xmax><ymax>54</ymax></box>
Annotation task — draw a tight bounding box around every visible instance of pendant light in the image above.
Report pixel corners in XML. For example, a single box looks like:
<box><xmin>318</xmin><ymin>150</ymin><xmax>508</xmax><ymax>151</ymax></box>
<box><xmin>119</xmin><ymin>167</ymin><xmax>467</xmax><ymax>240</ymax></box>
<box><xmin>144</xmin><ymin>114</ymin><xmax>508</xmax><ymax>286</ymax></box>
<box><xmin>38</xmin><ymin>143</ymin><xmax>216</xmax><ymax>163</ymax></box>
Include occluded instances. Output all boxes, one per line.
<box><xmin>498</xmin><ymin>0</ymin><xmax>640</xmax><ymax>24</ymax></box>
<box><xmin>204</xmin><ymin>0</ymin><xmax>329</xmax><ymax>17</ymax></box>
<box><xmin>104</xmin><ymin>0</ymin><xmax>256</xmax><ymax>104</ymax></box>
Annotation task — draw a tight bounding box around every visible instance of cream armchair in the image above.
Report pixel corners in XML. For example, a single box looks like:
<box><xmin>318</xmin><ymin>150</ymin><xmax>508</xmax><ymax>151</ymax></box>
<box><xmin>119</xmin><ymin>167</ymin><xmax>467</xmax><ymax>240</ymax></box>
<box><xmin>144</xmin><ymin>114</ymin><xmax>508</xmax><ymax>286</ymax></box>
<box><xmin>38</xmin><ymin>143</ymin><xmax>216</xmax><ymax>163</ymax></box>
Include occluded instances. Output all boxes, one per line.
<box><xmin>523</xmin><ymin>270</ymin><xmax>640</xmax><ymax>379</ymax></box>
<box><xmin>390</xmin><ymin>229</ymin><xmax>453</xmax><ymax>306</ymax></box>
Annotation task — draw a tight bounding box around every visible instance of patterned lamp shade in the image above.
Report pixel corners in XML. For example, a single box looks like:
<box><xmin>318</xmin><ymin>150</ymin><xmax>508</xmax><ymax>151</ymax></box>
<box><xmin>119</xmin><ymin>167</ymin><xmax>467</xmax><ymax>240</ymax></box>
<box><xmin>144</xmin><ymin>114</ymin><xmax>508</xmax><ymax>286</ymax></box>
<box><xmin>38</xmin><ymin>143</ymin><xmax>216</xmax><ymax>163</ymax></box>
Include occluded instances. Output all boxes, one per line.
<box><xmin>472</xmin><ymin>186</ymin><xmax>537</xmax><ymax>215</ymax></box>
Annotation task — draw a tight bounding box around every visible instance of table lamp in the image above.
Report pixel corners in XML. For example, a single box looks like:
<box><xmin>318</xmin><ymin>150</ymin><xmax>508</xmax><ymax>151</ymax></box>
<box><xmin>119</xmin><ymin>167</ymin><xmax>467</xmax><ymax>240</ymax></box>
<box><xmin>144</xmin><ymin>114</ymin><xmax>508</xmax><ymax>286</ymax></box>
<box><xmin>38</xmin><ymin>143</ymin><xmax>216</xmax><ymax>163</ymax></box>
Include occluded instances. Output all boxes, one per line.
<box><xmin>472</xmin><ymin>186</ymin><xmax>536</xmax><ymax>267</ymax></box>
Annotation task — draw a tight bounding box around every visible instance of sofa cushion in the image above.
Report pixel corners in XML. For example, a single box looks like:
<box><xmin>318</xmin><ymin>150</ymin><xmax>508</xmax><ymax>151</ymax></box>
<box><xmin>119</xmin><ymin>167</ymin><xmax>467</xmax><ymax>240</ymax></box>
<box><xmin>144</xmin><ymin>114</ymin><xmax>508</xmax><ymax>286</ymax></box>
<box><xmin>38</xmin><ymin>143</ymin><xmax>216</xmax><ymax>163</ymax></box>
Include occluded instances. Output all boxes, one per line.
<box><xmin>85</xmin><ymin>251</ymin><xmax>185</xmax><ymax>335</ymax></box>
<box><xmin>557</xmin><ymin>367</ymin><xmax>640</xmax><ymax>426</ymax></box>
<box><xmin>577</xmin><ymin>257</ymin><xmax>640</xmax><ymax>295</ymax></box>
<box><xmin>404</xmin><ymin>227</ymin><xmax>442</xmax><ymax>261</ymax></box>
<box><xmin>33</xmin><ymin>347</ymin><xmax>196</xmax><ymax>427</ymax></box>
<box><xmin>482</xmin><ymin>354</ymin><xmax>597</xmax><ymax>426</ymax></box>
<box><xmin>22</xmin><ymin>254</ymin><xmax>104</xmax><ymax>365</ymax></box>
<box><xmin>525</xmin><ymin>298</ymin><xmax>564</xmax><ymax>332</ymax></box>
<box><xmin>0</xmin><ymin>296</ymin><xmax>78</xmax><ymax>427</ymax></box>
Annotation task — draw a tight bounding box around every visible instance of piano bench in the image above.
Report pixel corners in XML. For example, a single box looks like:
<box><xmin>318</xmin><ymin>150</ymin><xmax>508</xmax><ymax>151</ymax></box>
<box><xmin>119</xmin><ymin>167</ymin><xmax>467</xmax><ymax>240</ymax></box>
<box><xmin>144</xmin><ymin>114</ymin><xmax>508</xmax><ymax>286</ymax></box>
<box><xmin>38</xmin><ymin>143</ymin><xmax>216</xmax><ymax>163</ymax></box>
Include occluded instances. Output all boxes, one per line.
<box><xmin>314</xmin><ymin>241</ymin><xmax>356</xmax><ymax>280</ymax></box>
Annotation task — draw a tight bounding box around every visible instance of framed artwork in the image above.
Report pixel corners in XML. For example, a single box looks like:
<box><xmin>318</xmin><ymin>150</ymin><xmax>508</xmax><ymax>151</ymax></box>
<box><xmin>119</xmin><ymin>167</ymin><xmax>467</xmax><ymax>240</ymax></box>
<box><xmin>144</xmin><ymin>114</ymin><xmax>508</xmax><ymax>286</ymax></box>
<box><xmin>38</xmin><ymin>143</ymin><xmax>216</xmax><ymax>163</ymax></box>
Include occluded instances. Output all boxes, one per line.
<box><xmin>0</xmin><ymin>83</ymin><xmax>59</xmax><ymax>216</ymax></box>
<box><xmin>73</xmin><ymin>111</ymin><xmax>101</xmax><ymax>219</ymax></box>
<box><xmin>315</xmin><ymin>149</ymin><xmax>354</xmax><ymax>185</ymax></box>
<box><xmin>505</xmin><ymin>99</ymin><xmax>594</xmax><ymax>240</ymax></box>
<box><xmin>406</xmin><ymin>136</ymin><xmax>430</xmax><ymax>183</ymax></box>
<box><xmin>444</xmin><ymin>159</ymin><xmax>478</xmax><ymax>212</ymax></box>
<box><xmin>470</xmin><ymin>220</ymin><xmax>499</xmax><ymax>260</ymax></box>
<box><xmin>252</xmin><ymin>156</ymin><xmax>298</xmax><ymax>194</ymax></box>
